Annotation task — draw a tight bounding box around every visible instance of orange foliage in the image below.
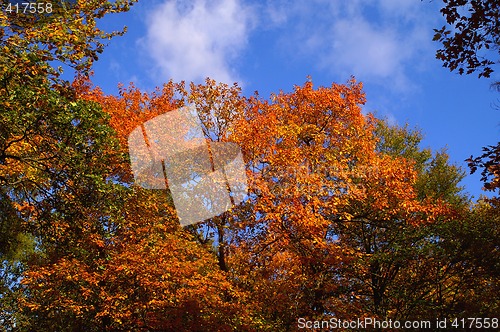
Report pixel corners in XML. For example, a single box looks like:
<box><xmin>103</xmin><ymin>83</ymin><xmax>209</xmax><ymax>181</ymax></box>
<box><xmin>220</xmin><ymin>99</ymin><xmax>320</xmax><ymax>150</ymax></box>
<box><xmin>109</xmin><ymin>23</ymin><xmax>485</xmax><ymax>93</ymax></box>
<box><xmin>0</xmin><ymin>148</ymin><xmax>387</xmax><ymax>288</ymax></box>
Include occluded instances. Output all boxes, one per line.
<box><xmin>19</xmin><ymin>77</ymin><xmax>456</xmax><ymax>330</ymax></box>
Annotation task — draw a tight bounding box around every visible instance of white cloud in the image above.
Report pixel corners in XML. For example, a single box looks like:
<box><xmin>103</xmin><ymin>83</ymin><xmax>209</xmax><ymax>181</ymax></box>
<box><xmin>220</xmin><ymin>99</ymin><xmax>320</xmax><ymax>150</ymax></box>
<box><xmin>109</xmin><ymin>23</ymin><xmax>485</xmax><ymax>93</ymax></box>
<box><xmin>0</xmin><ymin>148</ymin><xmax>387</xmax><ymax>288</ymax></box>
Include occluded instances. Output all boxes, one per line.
<box><xmin>139</xmin><ymin>0</ymin><xmax>439</xmax><ymax>97</ymax></box>
<box><xmin>141</xmin><ymin>0</ymin><xmax>254</xmax><ymax>84</ymax></box>
<box><xmin>261</xmin><ymin>0</ymin><xmax>288</xmax><ymax>27</ymax></box>
<box><xmin>328</xmin><ymin>18</ymin><xmax>404</xmax><ymax>79</ymax></box>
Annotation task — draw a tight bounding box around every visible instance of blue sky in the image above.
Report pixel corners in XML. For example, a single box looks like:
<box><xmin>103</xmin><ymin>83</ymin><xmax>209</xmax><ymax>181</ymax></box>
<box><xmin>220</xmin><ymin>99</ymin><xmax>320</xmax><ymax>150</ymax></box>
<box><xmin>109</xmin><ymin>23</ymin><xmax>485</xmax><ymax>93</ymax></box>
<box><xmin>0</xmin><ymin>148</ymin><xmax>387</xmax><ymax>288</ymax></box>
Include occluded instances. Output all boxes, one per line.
<box><xmin>90</xmin><ymin>0</ymin><xmax>499</xmax><ymax>201</ymax></box>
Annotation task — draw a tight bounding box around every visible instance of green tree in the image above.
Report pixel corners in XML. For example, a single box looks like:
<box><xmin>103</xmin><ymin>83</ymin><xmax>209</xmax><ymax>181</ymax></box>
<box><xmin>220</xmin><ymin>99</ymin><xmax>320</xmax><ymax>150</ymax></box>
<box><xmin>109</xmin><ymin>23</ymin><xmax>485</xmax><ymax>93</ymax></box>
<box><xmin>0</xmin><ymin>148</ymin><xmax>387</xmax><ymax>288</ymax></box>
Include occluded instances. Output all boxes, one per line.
<box><xmin>376</xmin><ymin>120</ymin><xmax>498</xmax><ymax>321</ymax></box>
<box><xmin>338</xmin><ymin>120</ymin><xmax>469</xmax><ymax>321</ymax></box>
<box><xmin>375</xmin><ymin>120</ymin><xmax>469</xmax><ymax>207</ymax></box>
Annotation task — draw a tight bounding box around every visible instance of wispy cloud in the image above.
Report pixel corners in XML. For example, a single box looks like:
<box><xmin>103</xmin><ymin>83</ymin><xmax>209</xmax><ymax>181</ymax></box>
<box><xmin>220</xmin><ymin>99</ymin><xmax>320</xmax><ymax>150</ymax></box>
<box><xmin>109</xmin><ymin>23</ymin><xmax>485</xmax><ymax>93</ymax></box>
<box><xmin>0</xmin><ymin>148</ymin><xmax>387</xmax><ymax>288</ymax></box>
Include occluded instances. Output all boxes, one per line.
<box><xmin>141</xmin><ymin>0</ymin><xmax>254</xmax><ymax>84</ymax></box>
<box><xmin>325</xmin><ymin>1</ymin><xmax>434</xmax><ymax>89</ymax></box>
<box><xmin>258</xmin><ymin>0</ymin><xmax>438</xmax><ymax>90</ymax></box>
<box><xmin>140</xmin><ymin>0</ymin><xmax>439</xmax><ymax>98</ymax></box>
<box><xmin>241</xmin><ymin>0</ymin><xmax>440</xmax><ymax>124</ymax></box>
<box><xmin>327</xmin><ymin>18</ymin><xmax>406</xmax><ymax>79</ymax></box>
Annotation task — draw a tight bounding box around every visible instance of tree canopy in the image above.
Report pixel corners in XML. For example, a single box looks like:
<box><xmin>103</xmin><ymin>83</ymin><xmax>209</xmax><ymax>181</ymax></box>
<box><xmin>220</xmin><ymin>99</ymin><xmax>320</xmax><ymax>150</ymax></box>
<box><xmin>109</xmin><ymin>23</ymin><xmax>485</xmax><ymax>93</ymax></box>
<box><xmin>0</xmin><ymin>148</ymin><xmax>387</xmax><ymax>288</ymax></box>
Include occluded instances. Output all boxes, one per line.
<box><xmin>1</xmin><ymin>1</ymin><xmax>498</xmax><ymax>330</ymax></box>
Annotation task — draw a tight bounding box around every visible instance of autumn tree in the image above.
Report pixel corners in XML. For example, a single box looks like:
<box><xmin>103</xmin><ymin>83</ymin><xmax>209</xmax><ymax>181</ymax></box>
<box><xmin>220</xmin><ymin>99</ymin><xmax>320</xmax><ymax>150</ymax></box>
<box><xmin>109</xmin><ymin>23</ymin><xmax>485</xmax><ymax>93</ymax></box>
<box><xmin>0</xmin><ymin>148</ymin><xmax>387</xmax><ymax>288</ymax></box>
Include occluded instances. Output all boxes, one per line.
<box><xmin>17</xmin><ymin>78</ymin><xmax>261</xmax><ymax>331</ymax></box>
<box><xmin>20</xmin><ymin>186</ymin><xmax>257</xmax><ymax>331</ymax></box>
<box><xmin>16</xmin><ymin>71</ymin><xmax>493</xmax><ymax>330</ymax></box>
<box><xmin>4</xmin><ymin>0</ymin><xmax>494</xmax><ymax>329</ymax></box>
<box><xmin>4</xmin><ymin>3</ymin><xmax>494</xmax><ymax>325</ymax></box>
<box><xmin>1</xmin><ymin>0</ymin><xmax>138</xmax><ymax>328</ymax></box>
<box><xmin>215</xmin><ymin>79</ymin><xmax>460</xmax><ymax>329</ymax></box>
<box><xmin>0</xmin><ymin>0</ymin><xmax>138</xmax><ymax>260</ymax></box>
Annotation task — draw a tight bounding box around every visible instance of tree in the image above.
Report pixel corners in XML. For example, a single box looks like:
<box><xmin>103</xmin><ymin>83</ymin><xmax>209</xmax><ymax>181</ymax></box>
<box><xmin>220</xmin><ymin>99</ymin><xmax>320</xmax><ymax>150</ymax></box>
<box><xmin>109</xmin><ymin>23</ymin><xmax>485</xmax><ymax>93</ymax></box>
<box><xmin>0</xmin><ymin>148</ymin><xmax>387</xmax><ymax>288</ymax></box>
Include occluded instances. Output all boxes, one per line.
<box><xmin>375</xmin><ymin>120</ymin><xmax>469</xmax><ymax>207</ymax></box>
<box><xmin>223</xmin><ymin>79</ymin><xmax>458</xmax><ymax>328</ymax></box>
<box><xmin>20</xmin><ymin>188</ymin><xmax>256</xmax><ymax>331</ymax></box>
<box><xmin>18</xmin><ymin>74</ymin><xmax>492</xmax><ymax>329</ymax></box>
<box><xmin>432</xmin><ymin>0</ymin><xmax>500</xmax><ymax>78</ymax></box>
<box><xmin>432</xmin><ymin>0</ymin><xmax>500</xmax><ymax>201</ymax></box>
<box><xmin>467</xmin><ymin>143</ymin><xmax>500</xmax><ymax>199</ymax></box>
<box><xmin>1</xmin><ymin>0</ymin><xmax>138</xmax><ymax>328</ymax></box>
<box><xmin>17</xmin><ymin>78</ymin><xmax>260</xmax><ymax>331</ymax></box>
<box><xmin>371</xmin><ymin>120</ymin><xmax>485</xmax><ymax>321</ymax></box>
<box><xmin>6</xmin><ymin>0</ymin><xmax>495</xmax><ymax>328</ymax></box>
<box><xmin>0</xmin><ymin>0</ymin><xmax>138</xmax><ymax>260</ymax></box>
